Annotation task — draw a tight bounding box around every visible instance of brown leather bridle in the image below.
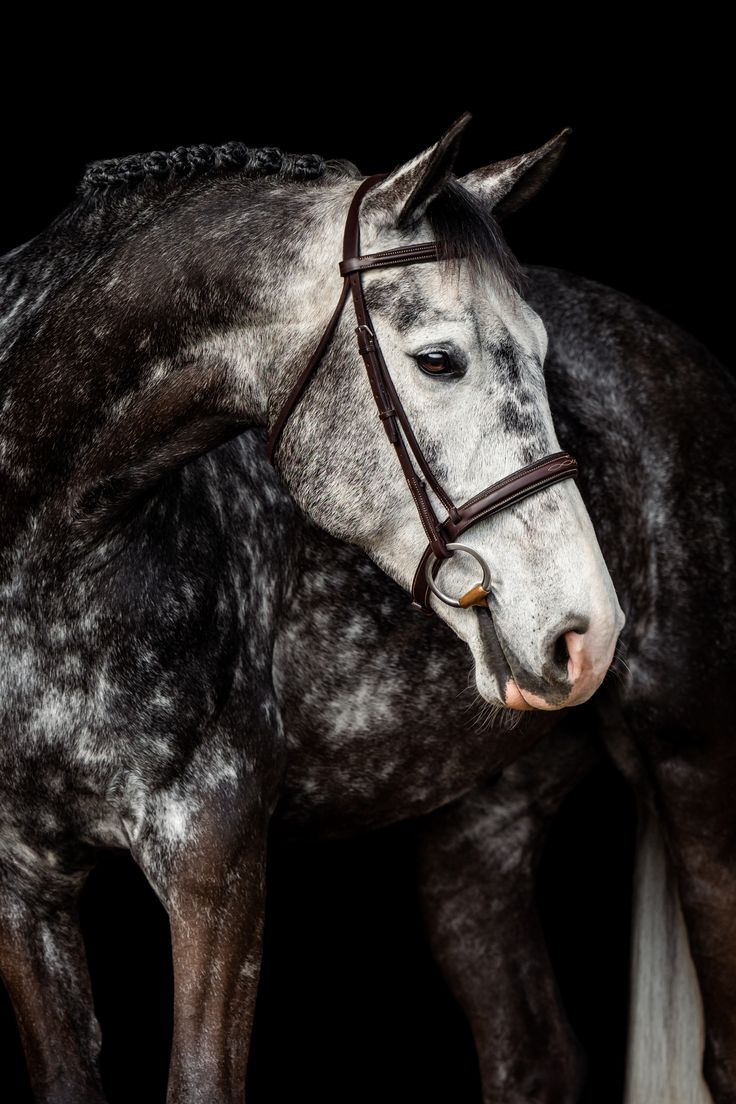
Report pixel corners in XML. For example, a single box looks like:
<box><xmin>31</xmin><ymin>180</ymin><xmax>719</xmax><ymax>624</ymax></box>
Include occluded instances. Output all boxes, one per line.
<box><xmin>266</xmin><ymin>173</ymin><xmax>579</xmax><ymax>614</ymax></box>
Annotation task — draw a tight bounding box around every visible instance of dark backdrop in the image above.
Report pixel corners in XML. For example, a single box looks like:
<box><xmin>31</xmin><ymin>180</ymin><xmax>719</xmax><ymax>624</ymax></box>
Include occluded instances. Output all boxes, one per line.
<box><xmin>0</xmin><ymin>39</ymin><xmax>728</xmax><ymax>1104</ymax></box>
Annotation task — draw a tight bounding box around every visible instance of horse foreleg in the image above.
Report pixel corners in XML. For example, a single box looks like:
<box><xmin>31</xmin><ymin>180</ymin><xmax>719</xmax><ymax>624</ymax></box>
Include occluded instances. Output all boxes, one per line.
<box><xmin>131</xmin><ymin>782</ymin><xmax>273</xmax><ymax>1104</ymax></box>
<box><xmin>0</xmin><ymin>869</ymin><xmax>107</xmax><ymax>1104</ymax></box>
<box><xmin>413</xmin><ymin>729</ymin><xmax>595</xmax><ymax>1104</ymax></box>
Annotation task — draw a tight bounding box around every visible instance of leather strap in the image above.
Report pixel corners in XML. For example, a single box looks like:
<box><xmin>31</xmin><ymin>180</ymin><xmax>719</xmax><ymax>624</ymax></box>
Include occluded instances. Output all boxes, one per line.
<box><xmin>340</xmin><ymin>175</ymin><xmax>460</xmax><ymax>559</ymax></box>
<box><xmin>339</xmin><ymin>242</ymin><xmax>439</xmax><ymax>275</ymax></box>
<box><xmin>410</xmin><ymin>451</ymin><xmax>578</xmax><ymax>611</ymax></box>
<box><xmin>266</xmin><ymin>278</ymin><xmax>351</xmax><ymax>464</ymax></box>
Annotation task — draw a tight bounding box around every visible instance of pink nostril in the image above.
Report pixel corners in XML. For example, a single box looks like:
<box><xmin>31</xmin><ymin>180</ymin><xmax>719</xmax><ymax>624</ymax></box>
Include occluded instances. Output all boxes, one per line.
<box><xmin>564</xmin><ymin>630</ymin><xmax>588</xmax><ymax>684</ymax></box>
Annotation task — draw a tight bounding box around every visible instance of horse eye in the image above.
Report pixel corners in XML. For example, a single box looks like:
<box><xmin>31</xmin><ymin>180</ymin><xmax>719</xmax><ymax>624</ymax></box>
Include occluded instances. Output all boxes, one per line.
<box><xmin>415</xmin><ymin>350</ymin><xmax>462</xmax><ymax>378</ymax></box>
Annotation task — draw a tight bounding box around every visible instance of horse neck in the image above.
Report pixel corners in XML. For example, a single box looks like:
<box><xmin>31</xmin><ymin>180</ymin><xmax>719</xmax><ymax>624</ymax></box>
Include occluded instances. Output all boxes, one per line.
<box><xmin>0</xmin><ymin>176</ymin><xmax>344</xmax><ymax>553</ymax></box>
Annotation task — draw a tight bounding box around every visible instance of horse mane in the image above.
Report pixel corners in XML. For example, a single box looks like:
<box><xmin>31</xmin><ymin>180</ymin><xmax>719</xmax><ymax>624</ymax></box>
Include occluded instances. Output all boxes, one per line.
<box><xmin>72</xmin><ymin>139</ymin><xmax>523</xmax><ymax>292</ymax></box>
<box><xmin>62</xmin><ymin>140</ymin><xmax>523</xmax><ymax>299</ymax></box>
<box><xmin>75</xmin><ymin>141</ymin><xmax>356</xmax><ymax>200</ymax></box>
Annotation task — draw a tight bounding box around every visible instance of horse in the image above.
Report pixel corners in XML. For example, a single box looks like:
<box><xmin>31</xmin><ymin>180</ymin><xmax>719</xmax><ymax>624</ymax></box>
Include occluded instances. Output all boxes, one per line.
<box><xmin>269</xmin><ymin>259</ymin><xmax>735</xmax><ymax>1103</ymax></box>
<box><xmin>0</xmin><ymin>115</ymin><xmax>626</xmax><ymax>1103</ymax></box>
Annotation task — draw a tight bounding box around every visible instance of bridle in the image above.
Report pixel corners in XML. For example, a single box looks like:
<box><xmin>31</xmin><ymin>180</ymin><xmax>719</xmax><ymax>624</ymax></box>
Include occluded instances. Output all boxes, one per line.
<box><xmin>266</xmin><ymin>173</ymin><xmax>579</xmax><ymax>615</ymax></box>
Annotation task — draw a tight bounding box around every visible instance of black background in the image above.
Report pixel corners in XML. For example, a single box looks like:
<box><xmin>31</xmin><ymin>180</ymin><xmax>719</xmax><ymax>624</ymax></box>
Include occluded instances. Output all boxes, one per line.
<box><xmin>0</xmin><ymin>35</ymin><xmax>728</xmax><ymax>1103</ymax></box>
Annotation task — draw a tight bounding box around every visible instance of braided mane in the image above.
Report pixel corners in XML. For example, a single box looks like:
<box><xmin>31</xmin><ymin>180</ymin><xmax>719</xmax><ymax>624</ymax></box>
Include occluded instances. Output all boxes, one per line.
<box><xmin>76</xmin><ymin>141</ymin><xmax>353</xmax><ymax>201</ymax></box>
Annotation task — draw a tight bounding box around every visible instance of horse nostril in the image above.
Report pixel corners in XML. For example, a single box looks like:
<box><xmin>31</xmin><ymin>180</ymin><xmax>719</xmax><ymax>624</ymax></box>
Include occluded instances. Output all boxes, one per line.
<box><xmin>550</xmin><ymin>619</ymin><xmax>590</xmax><ymax>681</ymax></box>
<box><xmin>552</xmin><ymin>633</ymin><xmax>571</xmax><ymax>672</ymax></box>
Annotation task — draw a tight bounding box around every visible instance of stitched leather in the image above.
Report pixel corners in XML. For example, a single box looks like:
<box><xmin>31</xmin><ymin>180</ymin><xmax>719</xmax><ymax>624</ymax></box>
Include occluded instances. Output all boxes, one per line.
<box><xmin>410</xmin><ymin>453</ymin><xmax>578</xmax><ymax>612</ymax></box>
<box><xmin>339</xmin><ymin>244</ymin><xmax>439</xmax><ymax>275</ymax></box>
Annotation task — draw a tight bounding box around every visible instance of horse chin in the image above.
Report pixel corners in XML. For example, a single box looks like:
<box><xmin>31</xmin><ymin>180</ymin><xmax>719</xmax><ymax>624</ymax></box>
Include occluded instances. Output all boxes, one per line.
<box><xmin>435</xmin><ymin>603</ymin><xmax>529</xmax><ymax>711</ymax></box>
<box><xmin>502</xmin><ymin>679</ymin><xmax>540</xmax><ymax>711</ymax></box>
<box><xmin>472</xmin><ymin>660</ymin><xmax>539</xmax><ymax>712</ymax></box>
<box><xmin>467</xmin><ymin>606</ymin><xmax>547</xmax><ymax>712</ymax></box>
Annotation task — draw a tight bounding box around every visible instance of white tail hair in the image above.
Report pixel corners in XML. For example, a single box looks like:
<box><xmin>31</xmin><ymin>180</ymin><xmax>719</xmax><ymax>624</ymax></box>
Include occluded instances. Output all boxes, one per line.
<box><xmin>624</xmin><ymin>801</ymin><xmax>713</xmax><ymax>1104</ymax></box>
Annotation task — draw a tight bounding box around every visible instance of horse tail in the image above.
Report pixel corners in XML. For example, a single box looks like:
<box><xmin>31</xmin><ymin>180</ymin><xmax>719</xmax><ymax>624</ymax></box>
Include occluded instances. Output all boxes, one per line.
<box><xmin>624</xmin><ymin>801</ymin><xmax>713</xmax><ymax>1104</ymax></box>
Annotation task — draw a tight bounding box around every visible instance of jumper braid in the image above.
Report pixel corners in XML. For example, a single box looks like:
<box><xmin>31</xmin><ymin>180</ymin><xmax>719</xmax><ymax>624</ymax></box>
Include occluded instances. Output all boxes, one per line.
<box><xmin>77</xmin><ymin>142</ymin><xmax>328</xmax><ymax>199</ymax></box>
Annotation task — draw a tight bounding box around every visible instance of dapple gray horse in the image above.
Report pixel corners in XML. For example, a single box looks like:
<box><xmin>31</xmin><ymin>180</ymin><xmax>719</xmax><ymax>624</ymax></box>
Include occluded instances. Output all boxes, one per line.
<box><xmin>1</xmin><ymin>115</ymin><xmax>731</xmax><ymax>1103</ymax></box>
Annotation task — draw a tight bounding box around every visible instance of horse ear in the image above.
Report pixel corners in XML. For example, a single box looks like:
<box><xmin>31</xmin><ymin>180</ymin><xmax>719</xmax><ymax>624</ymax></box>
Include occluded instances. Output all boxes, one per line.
<box><xmin>459</xmin><ymin>127</ymin><xmax>572</xmax><ymax>219</ymax></box>
<box><xmin>362</xmin><ymin>112</ymin><xmax>473</xmax><ymax>231</ymax></box>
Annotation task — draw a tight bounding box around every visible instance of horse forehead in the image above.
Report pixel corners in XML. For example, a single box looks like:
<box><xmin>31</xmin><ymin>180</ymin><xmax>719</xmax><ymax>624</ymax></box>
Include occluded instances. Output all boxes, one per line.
<box><xmin>363</xmin><ymin>264</ymin><xmax>535</xmax><ymax>345</ymax></box>
<box><xmin>364</xmin><ymin>265</ymin><xmax>495</xmax><ymax>329</ymax></box>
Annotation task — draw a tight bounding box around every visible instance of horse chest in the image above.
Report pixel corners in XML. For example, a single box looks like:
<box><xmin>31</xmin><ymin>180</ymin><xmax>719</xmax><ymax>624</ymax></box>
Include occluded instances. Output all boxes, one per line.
<box><xmin>273</xmin><ymin>625</ymin><xmax>553</xmax><ymax>833</ymax></box>
<box><xmin>278</xmin><ymin>724</ymin><xmax>518</xmax><ymax>833</ymax></box>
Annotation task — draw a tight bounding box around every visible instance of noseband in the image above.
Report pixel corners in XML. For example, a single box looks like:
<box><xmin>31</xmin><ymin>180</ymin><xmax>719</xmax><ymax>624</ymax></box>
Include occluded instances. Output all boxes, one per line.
<box><xmin>266</xmin><ymin>173</ymin><xmax>579</xmax><ymax>615</ymax></box>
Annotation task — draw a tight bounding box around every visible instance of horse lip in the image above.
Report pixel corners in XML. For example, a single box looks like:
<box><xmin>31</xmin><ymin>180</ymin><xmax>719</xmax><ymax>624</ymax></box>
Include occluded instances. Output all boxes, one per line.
<box><xmin>474</xmin><ymin>604</ymin><xmax>516</xmax><ymax>697</ymax></box>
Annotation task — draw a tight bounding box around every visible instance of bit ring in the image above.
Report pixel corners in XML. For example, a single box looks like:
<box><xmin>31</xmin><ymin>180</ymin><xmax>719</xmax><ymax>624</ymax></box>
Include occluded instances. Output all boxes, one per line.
<box><xmin>424</xmin><ymin>543</ymin><xmax>492</xmax><ymax>609</ymax></box>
